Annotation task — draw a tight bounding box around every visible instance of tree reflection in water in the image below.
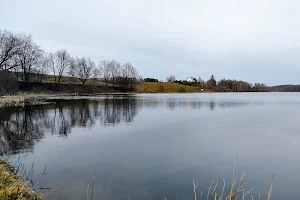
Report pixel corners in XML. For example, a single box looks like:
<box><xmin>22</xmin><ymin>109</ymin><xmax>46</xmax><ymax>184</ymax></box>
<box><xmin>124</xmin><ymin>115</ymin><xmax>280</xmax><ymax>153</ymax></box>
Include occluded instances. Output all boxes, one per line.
<box><xmin>0</xmin><ymin>95</ymin><xmax>250</xmax><ymax>155</ymax></box>
<box><xmin>0</xmin><ymin>96</ymin><xmax>138</xmax><ymax>155</ymax></box>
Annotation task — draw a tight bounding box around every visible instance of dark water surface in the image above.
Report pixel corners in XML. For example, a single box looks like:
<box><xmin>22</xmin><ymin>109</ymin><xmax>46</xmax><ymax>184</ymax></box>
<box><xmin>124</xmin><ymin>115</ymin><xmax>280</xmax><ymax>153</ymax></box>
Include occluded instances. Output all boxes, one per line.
<box><xmin>1</xmin><ymin>93</ymin><xmax>300</xmax><ymax>200</ymax></box>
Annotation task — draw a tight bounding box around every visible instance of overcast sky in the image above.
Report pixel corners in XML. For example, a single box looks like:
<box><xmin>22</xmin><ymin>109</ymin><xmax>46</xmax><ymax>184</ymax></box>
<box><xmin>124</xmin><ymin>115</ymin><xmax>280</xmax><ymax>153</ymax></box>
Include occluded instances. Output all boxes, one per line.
<box><xmin>1</xmin><ymin>0</ymin><xmax>299</xmax><ymax>85</ymax></box>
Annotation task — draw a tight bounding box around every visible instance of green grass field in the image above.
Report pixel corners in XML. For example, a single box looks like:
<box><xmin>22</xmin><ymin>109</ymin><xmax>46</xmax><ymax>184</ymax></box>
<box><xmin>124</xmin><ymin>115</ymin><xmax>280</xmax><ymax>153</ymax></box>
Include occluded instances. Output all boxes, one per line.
<box><xmin>12</xmin><ymin>72</ymin><xmax>209</xmax><ymax>93</ymax></box>
<box><xmin>43</xmin><ymin>75</ymin><xmax>205</xmax><ymax>93</ymax></box>
<box><xmin>137</xmin><ymin>82</ymin><xmax>204</xmax><ymax>93</ymax></box>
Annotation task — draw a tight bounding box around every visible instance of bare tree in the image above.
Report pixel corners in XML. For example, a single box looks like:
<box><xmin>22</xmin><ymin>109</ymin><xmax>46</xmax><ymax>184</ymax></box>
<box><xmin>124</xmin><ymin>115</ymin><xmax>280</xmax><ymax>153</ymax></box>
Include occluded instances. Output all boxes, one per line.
<box><xmin>110</xmin><ymin>60</ymin><xmax>121</xmax><ymax>87</ymax></box>
<box><xmin>98</xmin><ymin>60</ymin><xmax>112</xmax><ymax>86</ymax></box>
<box><xmin>0</xmin><ymin>30</ymin><xmax>21</xmax><ymax>71</ymax></box>
<box><xmin>52</xmin><ymin>49</ymin><xmax>71</xmax><ymax>83</ymax></box>
<box><xmin>197</xmin><ymin>77</ymin><xmax>202</xmax><ymax>88</ymax></box>
<box><xmin>34</xmin><ymin>53</ymin><xmax>52</xmax><ymax>82</ymax></box>
<box><xmin>129</xmin><ymin>63</ymin><xmax>138</xmax><ymax>89</ymax></box>
<box><xmin>93</xmin><ymin>65</ymin><xmax>101</xmax><ymax>79</ymax></box>
<box><xmin>167</xmin><ymin>75</ymin><xmax>176</xmax><ymax>83</ymax></box>
<box><xmin>122</xmin><ymin>62</ymin><xmax>138</xmax><ymax>89</ymax></box>
<box><xmin>70</xmin><ymin>57</ymin><xmax>95</xmax><ymax>84</ymax></box>
<box><xmin>14</xmin><ymin>34</ymin><xmax>43</xmax><ymax>83</ymax></box>
<box><xmin>42</xmin><ymin>53</ymin><xmax>56</xmax><ymax>82</ymax></box>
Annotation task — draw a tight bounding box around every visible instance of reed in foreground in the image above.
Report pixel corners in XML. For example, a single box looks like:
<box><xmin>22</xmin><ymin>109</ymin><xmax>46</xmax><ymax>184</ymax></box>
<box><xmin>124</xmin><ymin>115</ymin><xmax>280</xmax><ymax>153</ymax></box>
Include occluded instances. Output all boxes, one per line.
<box><xmin>90</xmin><ymin>167</ymin><xmax>273</xmax><ymax>200</ymax></box>
<box><xmin>186</xmin><ymin>162</ymin><xmax>272</xmax><ymax>200</ymax></box>
<box><xmin>189</xmin><ymin>173</ymin><xmax>273</xmax><ymax>200</ymax></box>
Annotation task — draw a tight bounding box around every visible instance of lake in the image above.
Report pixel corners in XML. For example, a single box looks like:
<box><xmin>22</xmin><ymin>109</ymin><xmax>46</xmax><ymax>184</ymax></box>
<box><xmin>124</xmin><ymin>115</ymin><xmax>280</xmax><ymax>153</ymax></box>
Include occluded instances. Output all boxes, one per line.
<box><xmin>1</xmin><ymin>93</ymin><xmax>300</xmax><ymax>200</ymax></box>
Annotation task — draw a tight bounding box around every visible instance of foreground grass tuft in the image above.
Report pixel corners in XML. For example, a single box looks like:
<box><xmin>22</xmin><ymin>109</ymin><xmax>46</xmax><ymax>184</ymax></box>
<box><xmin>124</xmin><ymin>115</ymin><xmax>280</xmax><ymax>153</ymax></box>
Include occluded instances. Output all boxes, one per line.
<box><xmin>0</xmin><ymin>160</ymin><xmax>44</xmax><ymax>200</ymax></box>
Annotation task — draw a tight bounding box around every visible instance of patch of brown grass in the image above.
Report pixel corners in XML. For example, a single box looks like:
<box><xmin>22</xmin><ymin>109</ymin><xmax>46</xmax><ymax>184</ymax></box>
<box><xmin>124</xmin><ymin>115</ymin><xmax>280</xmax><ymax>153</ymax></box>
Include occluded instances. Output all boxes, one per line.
<box><xmin>0</xmin><ymin>92</ymin><xmax>66</xmax><ymax>106</ymax></box>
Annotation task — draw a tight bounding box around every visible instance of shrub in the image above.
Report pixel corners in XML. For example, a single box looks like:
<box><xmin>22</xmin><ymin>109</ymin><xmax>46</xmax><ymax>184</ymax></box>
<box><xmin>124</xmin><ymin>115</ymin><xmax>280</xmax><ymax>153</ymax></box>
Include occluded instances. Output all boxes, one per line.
<box><xmin>144</xmin><ymin>78</ymin><xmax>158</xmax><ymax>82</ymax></box>
<box><xmin>181</xmin><ymin>81</ymin><xmax>192</xmax><ymax>86</ymax></box>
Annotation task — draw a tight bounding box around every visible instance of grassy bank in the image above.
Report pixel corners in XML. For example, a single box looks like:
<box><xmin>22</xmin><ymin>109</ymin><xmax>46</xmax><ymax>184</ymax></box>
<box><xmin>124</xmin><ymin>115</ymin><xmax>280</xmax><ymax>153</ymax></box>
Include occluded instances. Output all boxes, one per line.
<box><xmin>0</xmin><ymin>82</ymin><xmax>207</xmax><ymax>106</ymax></box>
<box><xmin>137</xmin><ymin>82</ymin><xmax>206</xmax><ymax>93</ymax></box>
<box><xmin>0</xmin><ymin>160</ymin><xmax>44</xmax><ymax>200</ymax></box>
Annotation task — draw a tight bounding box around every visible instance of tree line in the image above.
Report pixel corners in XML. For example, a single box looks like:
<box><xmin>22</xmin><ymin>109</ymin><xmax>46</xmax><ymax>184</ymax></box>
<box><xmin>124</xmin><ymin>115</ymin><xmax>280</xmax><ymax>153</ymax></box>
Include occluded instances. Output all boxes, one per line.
<box><xmin>164</xmin><ymin>74</ymin><xmax>267</xmax><ymax>92</ymax></box>
<box><xmin>1</xmin><ymin>29</ymin><xmax>270</xmax><ymax>94</ymax></box>
<box><xmin>0</xmin><ymin>29</ymin><xmax>139</xmax><ymax>94</ymax></box>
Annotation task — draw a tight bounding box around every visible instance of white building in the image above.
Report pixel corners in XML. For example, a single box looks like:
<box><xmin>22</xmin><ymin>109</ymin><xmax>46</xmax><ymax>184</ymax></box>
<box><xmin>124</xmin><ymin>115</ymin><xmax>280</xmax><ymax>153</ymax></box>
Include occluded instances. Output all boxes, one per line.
<box><xmin>186</xmin><ymin>77</ymin><xmax>195</xmax><ymax>83</ymax></box>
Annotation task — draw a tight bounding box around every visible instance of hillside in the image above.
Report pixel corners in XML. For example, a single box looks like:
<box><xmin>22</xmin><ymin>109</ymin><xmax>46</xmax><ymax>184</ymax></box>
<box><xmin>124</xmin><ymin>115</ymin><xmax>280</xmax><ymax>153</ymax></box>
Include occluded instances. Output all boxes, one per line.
<box><xmin>268</xmin><ymin>85</ymin><xmax>300</xmax><ymax>92</ymax></box>
<box><xmin>137</xmin><ymin>82</ymin><xmax>204</xmax><ymax>93</ymax></box>
<box><xmin>23</xmin><ymin>73</ymin><xmax>107</xmax><ymax>86</ymax></box>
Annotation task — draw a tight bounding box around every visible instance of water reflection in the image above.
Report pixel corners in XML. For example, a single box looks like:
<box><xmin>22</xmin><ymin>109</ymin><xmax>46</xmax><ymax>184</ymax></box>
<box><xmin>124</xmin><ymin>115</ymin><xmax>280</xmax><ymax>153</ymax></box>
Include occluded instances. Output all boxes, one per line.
<box><xmin>0</xmin><ymin>97</ymin><xmax>138</xmax><ymax>155</ymax></box>
<box><xmin>0</xmin><ymin>95</ymin><xmax>252</xmax><ymax>155</ymax></box>
<box><xmin>1</xmin><ymin>93</ymin><xmax>300</xmax><ymax>200</ymax></box>
<box><xmin>139</xmin><ymin>97</ymin><xmax>249</xmax><ymax>111</ymax></box>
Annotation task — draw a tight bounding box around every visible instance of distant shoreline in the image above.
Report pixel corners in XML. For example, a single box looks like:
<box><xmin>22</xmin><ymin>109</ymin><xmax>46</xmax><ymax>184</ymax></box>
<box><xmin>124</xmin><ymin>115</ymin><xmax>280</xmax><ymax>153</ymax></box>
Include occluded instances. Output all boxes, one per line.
<box><xmin>0</xmin><ymin>92</ymin><xmax>137</xmax><ymax>107</ymax></box>
<box><xmin>2</xmin><ymin>81</ymin><xmax>298</xmax><ymax>107</ymax></box>
<box><xmin>0</xmin><ymin>91</ymin><xmax>282</xmax><ymax>108</ymax></box>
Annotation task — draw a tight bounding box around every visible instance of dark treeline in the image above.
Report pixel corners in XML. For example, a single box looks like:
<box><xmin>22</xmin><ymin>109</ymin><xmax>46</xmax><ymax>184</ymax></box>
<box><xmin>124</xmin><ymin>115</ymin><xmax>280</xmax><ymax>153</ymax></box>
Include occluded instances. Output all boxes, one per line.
<box><xmin>217</xmin><ymin>78</ymin><xmax>267</xmax><ymax>92</ymax></box>
<box><xmin>0</xmin><ymin>97</ymin><xmax>138</xmax><ymax>155</ymax></box>
<box><xmin>143</xmin><ymin>78</ymin><xmax>159</xmax><ymax>82</ymax></box>
<box><xmin>0</xmin><ymin>30</ymin><xmax>139</xmax><ymax>95</ymax></box>
<box><xmin>163</xmin><ymin>74</ymin><xmax>268</xmax><ymax>92</ymax></box>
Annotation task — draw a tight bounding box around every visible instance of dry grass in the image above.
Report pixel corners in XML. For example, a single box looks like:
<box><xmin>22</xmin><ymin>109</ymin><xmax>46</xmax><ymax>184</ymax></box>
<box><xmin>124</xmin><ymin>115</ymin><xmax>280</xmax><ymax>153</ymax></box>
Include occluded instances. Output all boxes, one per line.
<box><xmin>0</xmin><ymin>160</ymin><xmax>44</xmax><ymax>200</ymax></box>
<box><xmin>188</xmin><ymin>161</ymin><xmax>273</xmax><ymax>200</ymax></box>
<box><xmin>190</xmin><ymin>174</ymin><xmax>273</xmax><ymax>200</ymax></box>
<box><xmin>137</xmin><ymin>82</ymin><xmax>206</xmax><ymax>93</ymax></box>
<box><xmin>85</xmin><ymin>166</ymin><xmax>273</xmax><ymax>200</ymax></box>
<box><xmin>0</xmin><ymin>92</ymin><xmax>67</xmax><ymax>106</ymax></box>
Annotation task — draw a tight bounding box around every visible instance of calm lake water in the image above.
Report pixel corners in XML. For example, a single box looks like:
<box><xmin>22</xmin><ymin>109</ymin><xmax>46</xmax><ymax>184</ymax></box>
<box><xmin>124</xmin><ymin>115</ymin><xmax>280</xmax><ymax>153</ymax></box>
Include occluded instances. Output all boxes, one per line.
<box><xmin>1</xmin><ymin>93</ymin><xmax>300</xmax><ymax>200</ymax></box>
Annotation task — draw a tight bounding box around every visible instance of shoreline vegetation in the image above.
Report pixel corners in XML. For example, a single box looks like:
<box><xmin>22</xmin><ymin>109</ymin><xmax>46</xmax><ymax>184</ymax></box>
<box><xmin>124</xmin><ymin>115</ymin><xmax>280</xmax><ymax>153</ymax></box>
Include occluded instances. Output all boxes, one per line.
<box><xmin>0</xmin><ymin>158</ymin><xmax>272</xmax><ymax>200</ymax></box>
<box><xmin>0</xmin><ymin>93</ymin><xmax>61</xmax><ymax>107</ymax></box>
<box><xmin>0</xmin><ymin>159</ymin><xmax>44</xmax><ymax>200</ymax></box>
<box><xmin>0</xmin><ymin>92</ymin><xmax>132</xmax><ymax>107</ymax></box>
<box><xmin>0</xmin><ymin>81</ymin><xmax>212</xmax><ymax>107</ymax></box>
<box><xmin>2</xmin><ymin>29</ymin><xmax>293</xmax><ymax>99</ymax></box>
